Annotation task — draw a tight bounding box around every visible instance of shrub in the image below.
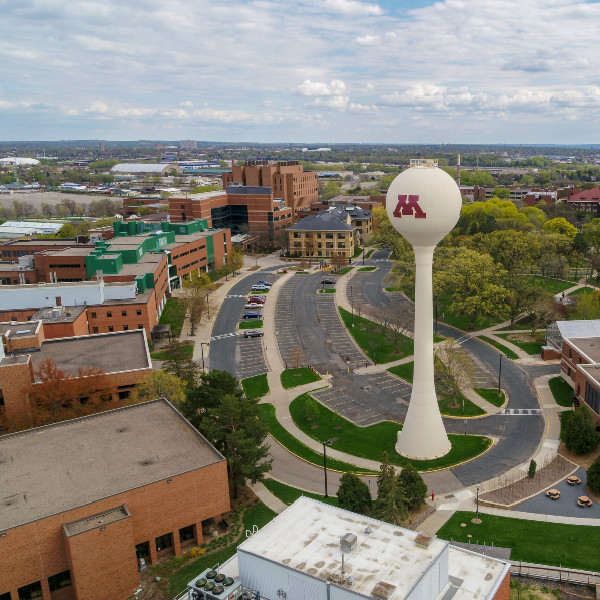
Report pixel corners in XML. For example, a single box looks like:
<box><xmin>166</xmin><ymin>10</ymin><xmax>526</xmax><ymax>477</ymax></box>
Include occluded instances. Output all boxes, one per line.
<box><xmin>587</xmin><ymin>455</ymin><xmax>600</xmax><ymax>494</ymax></box>
<box><xmin>528</xmin><ymin>459</ymin><xmax>537</xmax><ymax>478</ymax></box>
<box><xmin>337</xmin><ymin>472</ymin><xmax>372</xmax><ymax>514</ymax></box>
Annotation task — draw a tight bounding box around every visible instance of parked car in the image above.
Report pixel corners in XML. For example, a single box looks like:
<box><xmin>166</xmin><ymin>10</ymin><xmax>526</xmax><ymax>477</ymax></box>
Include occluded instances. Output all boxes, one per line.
<box><xmin>321</xmin><ymin>279</ymin><xmax>336</xmax><ymax>285</ymax></box>
<box><xmin>248</xmin><ymin>296</ymin><xmax>266</xmax><ymax>303</ymax></box>
<box><xmin>245</xmin><ymin>302</ymin><xmax>263</xmax><ymax>309</ymax></box>
<box><xmin>244</xmin><ymin>329</ymin><xmax>264</xmax><ymax>338</ymax></box>
<box><xmin>252</xmin><ymin>284</ymin><xmax>269</xmax><ymax>291</ymax></box>
<box><xmin>256</xmin><ymin>280</ymin><xmax>272</xmax><ymax>287</ymax></box>
<box><xmin>242</xmin><ymin>311</ymin><xmax>262</xmax><ymax>319</ymax></box>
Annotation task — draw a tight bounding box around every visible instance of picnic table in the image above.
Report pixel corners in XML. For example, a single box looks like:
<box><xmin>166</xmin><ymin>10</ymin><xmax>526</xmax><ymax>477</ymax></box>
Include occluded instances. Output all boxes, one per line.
<box><xmin>567</xmin><ymin>475</ymin><xmax>582</xmax><ymax>485</ymax></box>
<box><xmin>546</xmin><ymin>489</ymin><xmax>560</xmax><ymax>500</ymax></box>
<box><xmin>577</xmin><ymin>495</ymin><xmax>592</xmax><ymax>507</ymax></box>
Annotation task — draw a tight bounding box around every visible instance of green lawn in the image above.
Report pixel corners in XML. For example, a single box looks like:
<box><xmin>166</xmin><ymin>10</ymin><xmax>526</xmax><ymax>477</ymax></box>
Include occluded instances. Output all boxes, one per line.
<box><xmin>358</xmin><ymin>266</ymin><xmax>377</xmax><ymax>272</ymax></box>
<box><xmin>388</xmin><ymin>361</ymin><xmax>413</xmax><ymax>383</ymax></box>
<box><xmin>365</xmin><ymin>249</ymin><xmax>375</xmax><ymax>259</ymax></box>
<box><xmin>525</xmin><ymin>274</ymin><xmax>574</xmax><ymax>294</ymax></box>
<box><xmin>339</xmin><ymin>308</ymin><xmax>413</xmax><ymax>363</ymax></box>
<box><xmin>238</xmin><ymin>320</ymin><xmax>263</xmax><ymax>329</ymax></box>
<box><xmin>477</xmin><ymin>336</ymin><xmax>519</xmax><ymax>360</ymax></box>
<box><xmin>436</xmin><ymin>511</ymin><xmax>600</xmax><ymax>571</ymax></box>
<box><xmin>318</xmin><ymin>288</ymin><xmax>336</xmax><ymax>293</ymax></box>
<box><xmin>548</xmin><ymin>376</ymin><xmax>574</xmax><ymax>407</ymax></box>
<box><xmin>167</xmin><ymin>503</ymin><xmax>276</xmax><ymax>596</ymax></box>
<box><xmin>434</xmin><ymin>291</ymin><xmax>502</xmax><ymax>331</ymax></box>
<box><xmin>289</xmin><ymin>393</ymin><xmax>491</xmax><ymax>471</ymax></box>
<box><xmin>151</xmin><ymin>342</ymin><xmax>194</xmax><ymax>360</ymax></box>
<box><xmin>241</xmin><ymin>373</ymin><xmax>269</xmax><ymax>399</ymax></box>
<box><xmin>281</xmin><ymin>368</ymin><xmax>321</xmax><ymax>389</ymax></box>
<box><xmin>438</xmin><ymin>393</ymin><xmax>485</xmax><ymax>417</ymax></box>
<box><xmin>495</xmin><ymin>333</ymin><xmax>543</xmax><ymax>356</ymax></box>
<box><xmin>159</xmin><ymin>298</ymin><xmax>188</xmax><ymax>337</ymax></box>
<box><xmin>335</xmin><ymin>267</ymin><xmax>354</xmax><ymax>275</ymax></box>
<box><xmin>475</xmin><ymin>388</ymin><xmax>506</xmax><ymax>408</ymax></box>
<box><xmin>262</xmin><ymin>478</ymin><xmax>338</xmax><ymax>507</ymax></box>
<box><xmin>258</xmin><ymin>403</ymin><xmax>377</xmax><ymax>474</ymax></box>
<box><xmin>567</xmin><ymin>286</ymin><xmax>596</xmax><ymax>296</ymax></box>
<box><xmin>495</xmin><ymin>315</ymin><xmax>537</xmax><ymax>331</ymax></box>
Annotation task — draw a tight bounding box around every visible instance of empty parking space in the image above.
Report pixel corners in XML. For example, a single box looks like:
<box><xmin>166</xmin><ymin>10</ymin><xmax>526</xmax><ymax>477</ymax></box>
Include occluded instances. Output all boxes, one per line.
<box><xmin>274</xmin><ymin>277</ymin><xmax>306</xmax><ymax>367</ymax></box>
<box><xmin>237</xmin><ymin>334</ymin><xmax>268</xmax><ymax>380</ymax></box>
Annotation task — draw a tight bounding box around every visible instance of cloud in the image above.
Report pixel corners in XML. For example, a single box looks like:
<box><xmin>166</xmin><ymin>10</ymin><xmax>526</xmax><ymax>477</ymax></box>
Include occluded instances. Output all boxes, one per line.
<box><xmin>307</xmin><ymin>95</ymin><xmax>349</xmax><ymax>109</ymax></box>
<box><xmin>296</xmin><ymin>79</ymin><xmax>347</xmax><ymax>97</ymax></box>
<box><xmin>356</xmin><ymin>34</ymin><xmax>379</xmax><ymax>45</ymax></box>
<box><xmin>321</xmin><ymin>0</ymin><xmax>383</xmax><ymax>15</ymax></box>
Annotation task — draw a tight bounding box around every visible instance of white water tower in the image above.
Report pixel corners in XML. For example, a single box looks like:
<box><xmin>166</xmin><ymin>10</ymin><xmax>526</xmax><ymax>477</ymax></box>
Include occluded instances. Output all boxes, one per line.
<box><xmin>386</xmin><ymin>159</ymin><xmax>462</xmax><ymax>459</ymax></box>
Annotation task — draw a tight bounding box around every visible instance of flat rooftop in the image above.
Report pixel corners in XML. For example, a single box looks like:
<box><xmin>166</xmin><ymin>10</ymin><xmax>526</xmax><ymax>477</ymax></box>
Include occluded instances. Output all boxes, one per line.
<box><xmin>0</xmin><ymin>321</ymin><xmax>40</xmax><ymax>337</ymax></box>
<box><xmin>39</xmin><ymin>247</ymin><xmax>92</xmax><ymax>257</ymax></box>
<box><xmin>0</xmin><ymin>399</ymin><xmax>225</xmax><ymax>530</ymax></box>
<box><xmin>238</xmin><ymin>497</ymin><xmax>507</xmax><ymax>600</ymax></box>
<box><xmin>567</xmin><ymin>337</ymin><xmax>600</xmax><ymax>363</ymax></box>
<box><xmin>29</xmin><ymin>329</ymin><xmax>150</xmax><ymax>377</ymax></box>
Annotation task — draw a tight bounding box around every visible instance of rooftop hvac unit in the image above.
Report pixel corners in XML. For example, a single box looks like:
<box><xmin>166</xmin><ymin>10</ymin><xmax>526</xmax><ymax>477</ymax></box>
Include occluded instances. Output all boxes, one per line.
<box><xmin>340</xmin><ymin>532</ymin><xmax>357</xmax><ymax>552</ymax></box>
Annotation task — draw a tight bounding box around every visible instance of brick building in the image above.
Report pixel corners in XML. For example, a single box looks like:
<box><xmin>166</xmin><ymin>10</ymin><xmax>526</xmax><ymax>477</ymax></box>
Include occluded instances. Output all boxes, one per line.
<box><xmin>566</xmin><ymin>185</ymin><xmax>600</xmax><ymax>216</ymax></box>
<box><xmin>0</xmin><ymin>326</ymin><xmax>152</xmax><ymax>425</ymax></box>
<box><xmin>0</xmin><ymin>399</ymin><xmax>230</xmax><ymax>600</ymax></box>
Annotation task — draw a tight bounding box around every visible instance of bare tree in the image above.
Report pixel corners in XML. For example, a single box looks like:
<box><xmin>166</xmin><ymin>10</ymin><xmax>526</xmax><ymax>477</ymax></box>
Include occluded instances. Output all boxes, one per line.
<box><xmin>290</xmin><ymin>346</ymin><xmax>305</xmax><ymax>368</ymax></box>
<box><xmin>182</xmin><ymin>272</ymin><xmax>215</xmax><ymax>336</ymax></box>
<box><xmin>434</xmin><ymin>339</ymin><xmax>475</xmax><ymax>408</ymax></box>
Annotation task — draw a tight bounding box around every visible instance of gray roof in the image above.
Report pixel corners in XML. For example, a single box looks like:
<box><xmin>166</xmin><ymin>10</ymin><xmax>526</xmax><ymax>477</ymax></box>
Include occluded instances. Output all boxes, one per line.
<box><xmin>557</xmin><ymin>320</ymin><xmax>600</xmax><ymax>339</ymax></box>
<box><xmin>321</xmin><ymin>204</ymin><xmax>372</xmax><ymax>219</ymax></box>
<box><xmin>111</xmin><ymin>163</ymin><xmax>175</xmax><ymax>174</ymax></box>
<box><xmin>0</xmin><ymin>399</ymin><xmax>225</xmax><ymax>530</ymax></box>
<box><xmin>288</xmin><ymin>211</ymin><xmax>355</xmax><ymax>232</ymax></box>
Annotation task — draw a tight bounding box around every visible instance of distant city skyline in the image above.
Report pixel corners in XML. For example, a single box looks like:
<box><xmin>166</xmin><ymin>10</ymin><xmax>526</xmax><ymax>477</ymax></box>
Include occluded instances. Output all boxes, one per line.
<box><xmin>2</xmin><ymin>0</ymin><xmax>600</xmax><ymax>144</ymax></box>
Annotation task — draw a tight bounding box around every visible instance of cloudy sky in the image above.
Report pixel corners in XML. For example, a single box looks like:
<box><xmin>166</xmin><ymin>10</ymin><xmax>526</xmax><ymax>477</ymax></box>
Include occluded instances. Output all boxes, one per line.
<box><xmin>2</xmin><ymin>0</ymin><xmax>600</xmax><ymax>144</ymax></box>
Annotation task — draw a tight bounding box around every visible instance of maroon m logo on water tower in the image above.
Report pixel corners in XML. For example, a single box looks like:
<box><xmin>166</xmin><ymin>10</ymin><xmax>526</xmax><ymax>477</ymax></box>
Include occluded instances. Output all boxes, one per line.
<box><xmin>393</xmin><ymin>194</ymin><xmax>427</xmax><ymax>219</ymax></box>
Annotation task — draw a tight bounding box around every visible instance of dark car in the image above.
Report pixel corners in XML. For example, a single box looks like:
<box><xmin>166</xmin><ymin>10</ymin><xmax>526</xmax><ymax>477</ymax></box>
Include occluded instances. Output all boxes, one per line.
<box><xmin>244</xmin><ymin>330</ymin><xmax>264</xmax><ymax>338</ymax></box>
<box><xmin>321</xmin><ymin>279</ymin><xmax>336</xmax><ymax>285</ymax></box>
<box><xmin>242</xmin><ymin>311</ymin><xmax>262</xmax><ymax>319</ymax></box>
<box><xmin>256</xmin><ymin>280</ymin><xmax>273</xmax><ymax>287</ymax></box>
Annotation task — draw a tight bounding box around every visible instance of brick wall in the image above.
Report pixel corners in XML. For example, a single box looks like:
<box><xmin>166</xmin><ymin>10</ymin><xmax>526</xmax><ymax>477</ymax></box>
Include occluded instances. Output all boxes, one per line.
<box><xmin>86</xmin><ymin>295</ymin><xmax>158</xmax><ymax>337</ymax></box>
<box><xmin>492</xmin><ymin>570</ymin><xmax>510</xmax><ymax>600</ymax></box>
<box><xmin>0</xmin><ymin>461</ymin><xmax>229</xmax><ymax>600</ymax></box>
<box><xmin>0</xmin><ymin>357</ymin><xmax>35</xmax><ymax>421</ymax></box>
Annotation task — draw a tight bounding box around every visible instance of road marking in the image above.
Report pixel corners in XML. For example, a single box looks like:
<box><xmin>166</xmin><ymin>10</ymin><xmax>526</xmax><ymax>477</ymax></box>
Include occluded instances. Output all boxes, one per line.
<box><xmin>498</xmin><ymin>408</ymin><xmax>542</xmax><ymax>415</ymax></box>
<box><xmin>210</xmin><ymin>332</ymin><xmax>241</xmax><ymax>340</ymax></box>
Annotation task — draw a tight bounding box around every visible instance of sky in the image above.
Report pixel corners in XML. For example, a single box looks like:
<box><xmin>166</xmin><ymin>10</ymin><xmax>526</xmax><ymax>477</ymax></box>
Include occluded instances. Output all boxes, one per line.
<box><xmin>1</xmin><ymin>0</ymin><xmax>600</xmax><ymax>144</ymax></box>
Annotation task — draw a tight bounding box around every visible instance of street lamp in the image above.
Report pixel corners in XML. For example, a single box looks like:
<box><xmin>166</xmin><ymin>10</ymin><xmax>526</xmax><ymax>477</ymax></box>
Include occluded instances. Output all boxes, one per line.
<box><xmin>362</xmin><ymin>247</ymin><xmax>365</xmax><ymax>266</ymax></box>
<box><xmin>475</xmin><ymin>482</ymin><xmax>481</xmax><ymax>519</ymax></box>
<box><xmin>323</xmin><ymin>439</ymin><xmax>333</xmax><ymax>497</ymax></box>
<box><xmin>200</xmin><ymin>342</ymin><xmax>210</xmax><ymax>371</ymax></box>
<box><xmin>464</xmin><ymin>419</ymin><xmax>467</xmax><ymax>436</ymax></box>
<box><xmin>498</xmin><ymin>354</ymin><xmax>504</xmax><ymax>396</ymax></box>
<box><xmin>350</xmin><ymin>286</ymin><xmax>354</xmax><ymax>326</ymax></box>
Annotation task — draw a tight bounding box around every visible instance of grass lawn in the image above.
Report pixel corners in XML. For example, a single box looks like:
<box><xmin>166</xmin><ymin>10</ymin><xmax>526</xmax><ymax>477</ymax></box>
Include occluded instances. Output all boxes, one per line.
<box><xmin>262</xmin><ymin>478</ymin><xmax>338</xmax><ymax>507</ymax></box>
<box><xmin>318</xmin><ymin>288</ymin><xmax>336</xmax><ymax>293</ymax></box>
<box><xmin>258</xmin><ymin>403</ymin><xmax>377</xmax><ymax>474</ymax></box>
<box><xmin>167</xmin><ymin>503</ymin><xmax>276</xmax><ymax>596</ymax></box>
<box><xmin>159</xmin><ymin>298</ymin><xmax>187</xmax><ymax>337</ymax></box>
<box><xmin>358</xmin><ymin>266</ymin><xmax>377</xmax><ymax>272</ymax></box>
<box><xmin>335</xmin><ymin>267</ymin><xmax>353</xmax><ymax>275</ymax></box>
<box><xmin>438</xmin><ymin>393</ymin><xmax>485</xmax><ymax>417</ymax></box>
<box><xmin>151</xmin><ymin>342</ymin><xmax>194</xmax><ymax>360</ymax></box>
<box><xmin>567</xmin><ymin>286</ymin><xmax>595</xmax><ymax>296</ymax></box>
<box><xmin>365</xmin><ymin>249</ymin><xmax>375</xmax><ymax>258</ymax></box>
<box><xmin>281</xmin><ymin>367</ymin><xmax>321</xmax><ymax>389</ymax></box>
<box><xmin>289</xmin><ymin>393</ymin><xmax>491</xmax><ymax>471</ymax></box>
<box><xmin>238</xmin><ymin>320</ymin><xmax>263</xmax><ymax>329</ymax></box>
<box><xmin>495</xmin><ymin>332</ymin><xmax>543</xmax><ymax>356</ymax></box>
<box><xmin>525</xmin><ymin>274</ymin><xmax>574</xmax><ymax>294</ymax></box>
<box><xmin>339</xmin><ymin>308</ymin><xmax>413</xmax><ymax>363</ymax></box>
<box><xmin>436</xmin><ymin>511</ymin><xmax>600</xmax><ymax>571</ymax></box>
<box><xmin>548</xmin><ymin>376</ymin><xmax>574</xmax><ymax>407</ymax></box>
<box><xmin>241</xmin><ymin>373</ymin><xmax>269</xmax><ymax>399</ymax></box>
<box><xmin>475</xmin><ymin>388</ymin><xmax>506</xmax><ymax>408</ymax></box>
<box><xmin>388</xmin><ymin>361</ymin><xmax>413</xmax><ymax>383</ymax></box>
<box><xmin>477</xmin><ymin>336</ymin><xmax>519</xmax><ymax>360</ymax></box>
<box><xmin>435</xmin><ymin>291</ymin><xmax>502</xmax><ymax>331</ymax></box>
<box><xmin>495</xmin><ymin>315</ymin><xmax>537</xmax><ymax>331</ymax></box>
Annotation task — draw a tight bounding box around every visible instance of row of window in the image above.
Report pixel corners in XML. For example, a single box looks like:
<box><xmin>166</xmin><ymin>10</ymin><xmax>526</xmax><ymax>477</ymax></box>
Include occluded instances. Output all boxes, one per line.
<box><xmin>91</xmin><ymin>309</ymin><xmax>143</xmax><ymax>318</ymax></box>
<box><xmin>48</xmin><ymin>264</ymin><xmax>82</xmax><ymax>269</ymax></box>
<box><xmin>135</xmin><ymin>524</ymin><xmax>197</xmax><ymax>559</ymax></box>
<box><xmin>7</xmin><ymin>570</ymin><xmax>71</xmax><ymax>600</ymax></box>
<box><xmin>2</xmin><ymin>250</ymin><xmax>29</xmax><ymax>258</ymax></box>
<box><xmin>93</xmin><ymin>324</ymin><xmax>144</xmax><ymax>333</ymax></box>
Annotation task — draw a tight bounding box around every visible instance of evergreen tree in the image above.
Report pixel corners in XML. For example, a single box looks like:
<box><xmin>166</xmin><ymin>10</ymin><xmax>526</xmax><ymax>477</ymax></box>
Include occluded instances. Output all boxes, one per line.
<box><xmin>337</xmin><ymin>473</ymin><xmax>371</xmax><ymax>514</ymax></box>
<box><xmin>397</xmin><ymin>463</ymin><xmax>428</xmax><ymax>509</ymax></box>
<box><xmin>565</xmin><ymin>406</ymin><xmax>600</xmax><ymax>454</ymax></box>
<box><xmin>374</xmin><ymin>452</ymin><xmax>408</xmax><ymax>526</ymax></box>
<box><xmin>587</xmin><ymin>455</ymin><xmax>600</xmax><ymax>494</ymax></box>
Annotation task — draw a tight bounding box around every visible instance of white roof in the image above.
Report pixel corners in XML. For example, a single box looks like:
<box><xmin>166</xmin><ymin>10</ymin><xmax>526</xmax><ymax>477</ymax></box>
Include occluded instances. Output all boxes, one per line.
<box><xmin>557</xmin><ymin>320</ymin><xmax>600</xmax><ymax>338</ymax></box>
<box><xmin>0</xmin><ymin>157</ymin><xmax>40</xmax><ymax>166</ymax></box>
<box><xmin>0</xmin><ymin>221</ymin><xmax>63</xmax><ymax>237</ymax></box>
<box><xmin>111</xmin><ymin>163</ymin><xmax>174</xmax><ymax>174</ymax></box>
<box><xmin>238</xmin><ymin>497</ymin><xmax>508</xmax><ymax>600</ymax></box>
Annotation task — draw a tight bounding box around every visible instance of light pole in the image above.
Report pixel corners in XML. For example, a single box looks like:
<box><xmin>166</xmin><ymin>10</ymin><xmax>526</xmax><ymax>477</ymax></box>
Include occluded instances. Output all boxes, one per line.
<box><xmin>475</xmin><ymin>482</ymin><xmax>481</xmax><ymax>519</ymax></box>
<box><xmin>200</xmin><ymin>342</ymin><xmax>210</xmax><ymax>371</ymax></box>
<box><xmin>362</xmin><ymin>247</ymin><xmax>365</xmax><ymax>266</ymax></box>
<box><xmin>464</xmin><ymin>419</ymin><xmax>467</xmax><ymax>436</ymax></box>
<box><xmin>206</xmin><ymin>293</ymin><xmax>210</xmax><ymax>319</ymax></box>
<box><xmin>434</xmin><ymin>296</ymin><xmax>438</xmax><ymax>335</ymax></box>
<box><xmin>350</xmin><ymin>286</ymin><xmax>354</xmax><ymax>326</ymax></box>
<box><xmin>323</xmin><ymin>439</ymin><xmax>333</xmax><ymax>497</ymax></box>
<box><xmin>498</xmin><ymin>354</ymin><xmax>503</xmax><ymax>396</ymax></box>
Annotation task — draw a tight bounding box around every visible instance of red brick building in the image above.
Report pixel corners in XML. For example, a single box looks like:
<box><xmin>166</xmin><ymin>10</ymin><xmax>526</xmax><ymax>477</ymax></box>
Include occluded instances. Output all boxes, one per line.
<box><xmin>566</xmin><ymin>185</ymin><xmax>600</xmax><ymax>216</ymax></box>
<box><xmin>0</xmin><ymin>399</ymin><xmax>230</xmax><ymax>600</ymax></box>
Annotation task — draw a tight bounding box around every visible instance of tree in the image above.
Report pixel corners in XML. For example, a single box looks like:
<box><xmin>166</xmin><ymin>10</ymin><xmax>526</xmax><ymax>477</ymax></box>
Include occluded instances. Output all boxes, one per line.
<box><xmin>526</xmin><ymin>290</ymin><xmax>559</xmax><ymax>335</ymax></box>
<box><xmin>57</xmin><ymin>224</ymin><xmax>77</xmax><ymax>238</ymax></box>
<box><xmin>543</xmin><ymin>217</ymin><xmax>578</xmax><ymax>240</ymax></box>
<box><xmin>374</xmin><ymin>452</ymin><xmax>408</xmax><ymax>525</ymax></box>
<box><xmin>162</xmin><ymin>340</ymin><xmax>198</xmax><ymax>385</ymax></box>
<box><xmin>182</xmin><ymin>272</ymin><xmax>214</xmax><ymax>336</ymax></box>
<box><xmin>227</xmin><ymin>248</ymin><xmax>244</xmax><ymax>275</ymax></box>
<box><xmin>528</xmin><ymin>459</ymin><xmax>537</xmax><ymax>479</ymax></box>
<box><xmin>40</xmin><ymin>202</ymin><xmax>54</xmax><ymax>218</ymax></box>
<box><xmin>397</xmin><ymin>463</ymin><xmax>427</xmax><ymax>509</ymax></box>
<box><xmin>200</xmin><ymin>393</ymin><xmax>272</xmax><ymax>497</ymax></box>
<box><xmin>564</xmin><ymin>406</ymin><xmax>600</xmax><ymax>454</ymax></box>
<box><xmin>434</xmin><ymin>248</ymin><xmax>509</xmax><ymax>329</ymax></box>
<box><xmin>133</xmin><ymin>370</ymin><xmax>186</xmax><ymax>406</ymax></box>
<box><xmin>181</xmin><ymin>369</ymin><xmax>242</xmax><ymax>426</ymax></box>
<box><xmin>434</xmin><ymin>339</ymin><xmax>474</xmax><ymax>408</ymax></box>
<box><xmin>60</xmin><ymin>197</ymin><xmax>77</xmax><ymax>216</ymax></box>
<box><xmin>304</xmin><ymin>397</ymin><xmax>320</xmax><ymax>421</ymax></box>
<box><xmin>572</xmin><ymin>290</ymin><xmax>600</xmax><ymax>320</ymax></box>
<box><xmin>337</xmin><ymin>473</ymin><xmax>372</xmax><ymax>514</ymax></box>
<box><xmin>587</xmin><ymin>454</ymin><xmax>600</xmax><ymax>494</ymax></box>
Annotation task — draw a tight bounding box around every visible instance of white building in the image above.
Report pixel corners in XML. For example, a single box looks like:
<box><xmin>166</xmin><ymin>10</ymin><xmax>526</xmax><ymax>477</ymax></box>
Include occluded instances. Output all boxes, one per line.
<box><xmin>0</xmin><ymin>221</ymin><xmax>64</xmax><ymax>238</ymax></box>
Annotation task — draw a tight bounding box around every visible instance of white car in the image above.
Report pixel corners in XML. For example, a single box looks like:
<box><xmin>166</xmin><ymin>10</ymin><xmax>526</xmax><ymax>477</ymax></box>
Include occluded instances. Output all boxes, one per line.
<box><xmin>245</xmin><ymin>302</ymin><xmax>263</xmax><ymax>309</ymax></box>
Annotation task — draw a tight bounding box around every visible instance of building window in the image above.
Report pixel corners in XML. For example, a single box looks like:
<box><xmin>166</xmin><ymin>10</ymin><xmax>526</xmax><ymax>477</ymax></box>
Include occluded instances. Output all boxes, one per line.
<box><xmin>107</xmin><ymin>311</ymin><xmax>112</xmax><ymax>317</ymax></box>
<box><xmin>18</xmin><ymin>582</ymin><xmax>42</xmax><ymax>600</ymax></box>
<box><xmin>93</xmin><ymin>327</ymin><xmax>99</xmax><ymax>333</ymax></box>
<box><xmin>136</xmin><ymin>541</ymin><xmax>150</xmax><ymax>559</ymax></box>
<box><xmin>123</xmin><ymin>325</ymin><xmax>129</xmax><ymax>331</ymax></box>
<box><xmin>48</xmin><ymin>571</ymin><xmax>71</xmax><ymax>592</ymax></box>
<box><xmin>137</xmin><ymin>309</ymin><xmax>142</xmax><ymax>315</ymax></box>
<box><xmin>155</xmin><ymin>532</ymin><xmax>173</xmax><ymax>552</ymax></box>
<box><xmin>138</xmin><ymin>324</ymin><xmax>144</xmax><ymax>329</ymax></box>
<box><xmin>91</xmin><ymin>312</ymin><xmax>97</xmax><ymax>318</ymax></box>
<box><xmin>179</xmin><ymin>524</ymin><xmax>195</xmax><ymax>544</ymax></box>
<box><xmin>108</xmin><ymin>326</ymin><xmax>114</xmax><ymax>332</ymax></box>
<box><xmin>122</xmin><ymin>310</ymin><xmax>127</xmax><ymax>316</ymax></box>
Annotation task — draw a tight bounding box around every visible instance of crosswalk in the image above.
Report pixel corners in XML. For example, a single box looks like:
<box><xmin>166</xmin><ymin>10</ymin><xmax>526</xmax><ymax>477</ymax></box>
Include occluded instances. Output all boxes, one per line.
<box><xmin>210</xmin><ymin>331</ymin><xmax>241</xmax><ymax>340</ymax></box>
<box><xmin>498</xmin><ymin>408</ymin><xmax>542</xmax><ymax>416</ymax></box>
<box><xmin>224</xmin><ymin>294</ymin><xmax>251</xmax><ymax>299</ymax></box>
